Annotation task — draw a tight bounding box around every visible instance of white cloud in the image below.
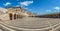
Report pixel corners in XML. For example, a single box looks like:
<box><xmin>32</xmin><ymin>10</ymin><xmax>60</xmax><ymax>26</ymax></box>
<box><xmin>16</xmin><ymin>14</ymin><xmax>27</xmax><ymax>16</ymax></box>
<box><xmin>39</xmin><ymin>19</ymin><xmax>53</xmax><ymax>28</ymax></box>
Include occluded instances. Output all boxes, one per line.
<box><xmin>46</xmin><ymin>10</ymin><xmax>51</xmax><ymax>12</ymax></box>
<box><xmin>4</xmin><ymin>2</ymin><xmax>11</xmax><ymax>6</ymax></box>
<box><xmin>20</xmin><ymin>1</ymin><xmax>33</xmax><ymax>6</ymax></box>
<box><xmin>54</xmin><ymin>7</ymin><xmax>60</xmax><ymax>10</ymax></box>
<box><xmin>24</xmin><ymin>8</ymin><xmax>29</xmax><ymax>9</ymax></box>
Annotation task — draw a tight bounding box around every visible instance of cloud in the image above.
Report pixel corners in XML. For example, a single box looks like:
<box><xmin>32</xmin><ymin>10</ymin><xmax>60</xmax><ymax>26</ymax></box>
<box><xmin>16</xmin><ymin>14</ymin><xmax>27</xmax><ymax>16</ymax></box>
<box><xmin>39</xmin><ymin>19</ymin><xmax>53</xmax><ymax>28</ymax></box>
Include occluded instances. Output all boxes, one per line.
<box><xmin>20</xmin><ymin>1</ymin><xmax>33</xmax><ymax>6</ymax></box>
<box><xmin>24</xmin><ymin>7</ymin><xmax>29</xmax><ymax>9</ymax></box>
<box><xmin>4</xmin><ymin>2</ymin><xmax>11</xmax><ymax>6</ymax></box>
<box><xmin>54</xmin><ymin>7</ymin><xmax>60</xmax><ymax>10</ymax></box>
<box><xmin>46</xmin><ymin>10</ymin><xmax>51</xmax><ymax>12</ymax></box>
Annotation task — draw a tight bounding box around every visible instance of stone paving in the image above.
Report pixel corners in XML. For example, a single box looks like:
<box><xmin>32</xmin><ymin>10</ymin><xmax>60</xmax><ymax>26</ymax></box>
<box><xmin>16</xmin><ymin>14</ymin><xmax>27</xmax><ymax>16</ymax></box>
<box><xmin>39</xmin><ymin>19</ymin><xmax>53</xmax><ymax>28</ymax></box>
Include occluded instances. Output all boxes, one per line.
<box><xmin>1</xmin><ymin>17</ymin><xmax>59</xmax><ymax>29</ymax></box>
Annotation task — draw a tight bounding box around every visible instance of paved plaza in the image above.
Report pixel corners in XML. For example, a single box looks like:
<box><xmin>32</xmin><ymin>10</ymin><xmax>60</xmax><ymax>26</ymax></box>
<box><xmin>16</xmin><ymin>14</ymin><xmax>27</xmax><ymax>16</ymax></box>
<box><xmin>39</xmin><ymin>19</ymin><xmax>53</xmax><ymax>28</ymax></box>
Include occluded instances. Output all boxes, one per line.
<box><xmin>0</xmin><ymin>17</ymin><xmax>59</xmax><ymax>31</ymax></box>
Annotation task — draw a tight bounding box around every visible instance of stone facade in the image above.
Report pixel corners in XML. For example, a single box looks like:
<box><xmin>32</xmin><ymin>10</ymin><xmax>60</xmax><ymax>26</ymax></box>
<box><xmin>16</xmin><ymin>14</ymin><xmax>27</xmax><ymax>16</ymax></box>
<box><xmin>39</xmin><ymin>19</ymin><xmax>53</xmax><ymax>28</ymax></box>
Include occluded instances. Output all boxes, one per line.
<box><xmin>7</xmin><ymin>7</ymin><xmax>29</xmax><ymax>20</ymax></box>
<box><xmin>0</xmin><ymin>7</ymin><xmax>37</xmax><ymax>20</ymax></box>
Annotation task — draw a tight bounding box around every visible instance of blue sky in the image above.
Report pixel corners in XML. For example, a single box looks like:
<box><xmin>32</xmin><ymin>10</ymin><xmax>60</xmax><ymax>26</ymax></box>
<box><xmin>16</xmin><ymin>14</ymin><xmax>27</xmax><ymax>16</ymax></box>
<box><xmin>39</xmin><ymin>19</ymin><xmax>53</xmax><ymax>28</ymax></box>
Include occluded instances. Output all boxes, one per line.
<box><xmin>0</xmin><ymin>0</ymin><xmax>60</xmax><ymax>15</ymax></box>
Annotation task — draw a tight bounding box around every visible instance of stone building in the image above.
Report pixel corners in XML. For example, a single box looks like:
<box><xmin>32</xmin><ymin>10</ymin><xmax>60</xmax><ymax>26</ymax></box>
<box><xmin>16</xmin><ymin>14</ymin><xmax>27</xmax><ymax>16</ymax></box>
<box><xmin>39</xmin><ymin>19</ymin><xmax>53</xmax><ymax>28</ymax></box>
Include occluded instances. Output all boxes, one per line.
<box><xmin>0</xmin><ymin>7</ymin><xmax>10</xmax><ymax>20</ymax></box>
<box><xmin>7</xmin><ymin>7</ymin><xmax>29</xmax><ymax>20</ymax></box>
<box><xmin>27</xmin><ymin>12</ymin><xmax>37</xmax><ymax>17</ymax></box>
<box><xmin>0</xmin><ymin>7</ymin><xmax>37</xmax><ymax>20</ymax></box>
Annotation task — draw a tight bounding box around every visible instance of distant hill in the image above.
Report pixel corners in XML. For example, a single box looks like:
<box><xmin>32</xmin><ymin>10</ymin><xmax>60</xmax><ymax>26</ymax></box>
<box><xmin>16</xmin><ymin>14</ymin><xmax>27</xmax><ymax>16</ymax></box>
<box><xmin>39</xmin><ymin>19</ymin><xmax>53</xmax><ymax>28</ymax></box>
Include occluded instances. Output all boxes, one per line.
<box><xmin>35</xmin><ymin>12</ymin><xmax>60</xmax><ymax>18</ymax></box>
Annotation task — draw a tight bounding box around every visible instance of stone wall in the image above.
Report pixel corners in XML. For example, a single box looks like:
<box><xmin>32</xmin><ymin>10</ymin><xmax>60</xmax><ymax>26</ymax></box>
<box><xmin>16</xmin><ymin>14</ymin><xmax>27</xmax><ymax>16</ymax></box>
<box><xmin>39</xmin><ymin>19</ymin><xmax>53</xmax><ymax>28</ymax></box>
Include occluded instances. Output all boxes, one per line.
<box><xmin>0</xmin><ymin>14</ymin><xmax>10</xmax><ymax>20</ymax></box>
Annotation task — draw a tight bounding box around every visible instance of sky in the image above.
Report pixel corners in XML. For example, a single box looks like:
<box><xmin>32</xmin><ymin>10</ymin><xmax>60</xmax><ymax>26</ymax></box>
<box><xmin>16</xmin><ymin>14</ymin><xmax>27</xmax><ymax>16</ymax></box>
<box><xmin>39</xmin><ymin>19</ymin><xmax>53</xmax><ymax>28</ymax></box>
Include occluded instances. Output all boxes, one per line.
<box><xmin>0</xmin><ymin>0</ymin><xmax>60</xmax><ymax>15</ymax></box>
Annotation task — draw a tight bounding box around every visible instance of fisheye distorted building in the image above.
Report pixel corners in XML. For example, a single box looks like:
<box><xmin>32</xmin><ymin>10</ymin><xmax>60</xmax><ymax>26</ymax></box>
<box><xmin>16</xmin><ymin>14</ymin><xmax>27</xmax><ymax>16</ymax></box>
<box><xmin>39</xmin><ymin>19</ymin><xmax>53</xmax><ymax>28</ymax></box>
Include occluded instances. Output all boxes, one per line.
<box><xmin>0</xmin><ymin>7</ymin><xmax>60</xmax><ymax>20</ymax></box>
<box><xmin>0</xmin><ymin>7</ymin><xmax>37</xmax><ymax>20</ymax></box>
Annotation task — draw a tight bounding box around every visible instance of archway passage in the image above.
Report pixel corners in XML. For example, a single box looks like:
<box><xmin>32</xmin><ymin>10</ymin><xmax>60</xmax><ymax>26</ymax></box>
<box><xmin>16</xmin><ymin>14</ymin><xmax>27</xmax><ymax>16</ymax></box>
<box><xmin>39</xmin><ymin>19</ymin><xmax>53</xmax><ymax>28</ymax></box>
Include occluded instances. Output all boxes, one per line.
<box><xmin>9</xmin><ymin>13</ymin><xmax>12</xmax><ymax>20</ymax></box>
<box><xmin>9</xmin><ymin>13</ymin><xmax>17</xmax><ymax>20</ymax></box>
<box><xmin>14</xmin><ymin>14</ymin><xmax>16</xmax><ymax>19</ymax></box>
<box><xmin>9</xmin><ymin>13</ymin><xmax>23</xmax><ymax>20</ymax></box>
